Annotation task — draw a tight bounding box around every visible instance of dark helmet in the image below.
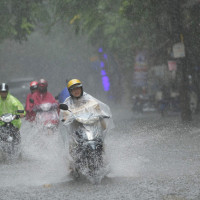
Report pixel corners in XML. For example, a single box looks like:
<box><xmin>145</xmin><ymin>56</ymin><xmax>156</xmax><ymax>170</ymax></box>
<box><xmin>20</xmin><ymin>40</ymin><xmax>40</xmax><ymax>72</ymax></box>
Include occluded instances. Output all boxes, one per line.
<box><xmin>38</xmin><ymin>79</ymin><xmax>48</xmax><ymax>93</ymax></box>
<box><xmin>30</xmin><ymin>81</ymin><xmax>38</xmax><ymax>90</ymax></box>
<box><xmin>0</xmin><ymin>83</ymin><xmax>9</xmax><ymax>92</ymax></box>
<box><xmin>67</xmin><ymin>79</ymin><xmax>83</xmax><ymax>97</ymax></box>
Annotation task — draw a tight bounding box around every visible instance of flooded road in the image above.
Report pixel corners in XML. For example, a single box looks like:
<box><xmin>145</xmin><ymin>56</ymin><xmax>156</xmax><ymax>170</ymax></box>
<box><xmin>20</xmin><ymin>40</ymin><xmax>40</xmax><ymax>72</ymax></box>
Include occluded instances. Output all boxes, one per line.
<box><xmin>0</xmin><ymin>108</ymin><xmax>200</xmax><ymax>200</ymax></box>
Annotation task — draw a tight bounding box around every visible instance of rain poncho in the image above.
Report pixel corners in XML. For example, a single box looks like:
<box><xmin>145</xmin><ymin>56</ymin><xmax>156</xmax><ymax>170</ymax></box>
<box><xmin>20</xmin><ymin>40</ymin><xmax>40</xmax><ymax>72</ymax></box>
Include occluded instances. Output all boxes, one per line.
<box><xmin>26</xmin><ymin>91</ymin><xmax>59</xmax><ymax>112</ymax></box>
<box><xmin>0</xmin><ymin>93</ymin><xmax>25</xmax><ymax>129</ymax></box>
<box><xmin>25</xmin><ymin>93</ymin><xmax>36</xmax><ymax>121</ymax></box>
<box><xmin>62</xmin><ymin>92</ymin><xmax>114</xmax><ymax>133</ymax></box>
<box><xmin>26</xmin><ymin>90</ymin><xmax>59</xmax><ymax>123</ymax></box>
<box><xmin>31</xmin><ymin>91</ymin><xmax>58</xmax><ymax>106</ymax></box>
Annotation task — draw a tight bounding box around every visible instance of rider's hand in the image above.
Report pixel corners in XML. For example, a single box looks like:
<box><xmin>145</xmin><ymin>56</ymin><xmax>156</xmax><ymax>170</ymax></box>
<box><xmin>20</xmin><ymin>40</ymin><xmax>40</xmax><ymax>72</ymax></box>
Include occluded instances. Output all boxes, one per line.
<box><xmin>19</xmin><ymin>114</ymin><xmax>25</xmax><ymax>118</ymax></box>
<box><xmin>61</xmin><ymin>116</ymin><xmax>68</xmax><ymax>122</ymax></box>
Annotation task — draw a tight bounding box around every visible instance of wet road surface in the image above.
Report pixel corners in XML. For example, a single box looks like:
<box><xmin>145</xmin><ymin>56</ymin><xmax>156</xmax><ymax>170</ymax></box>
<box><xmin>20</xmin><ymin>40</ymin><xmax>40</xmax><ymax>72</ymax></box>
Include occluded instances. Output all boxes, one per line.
<box><xmin>0</xmin><ymin>109</ymin><xmax>200</xmax><ymax>200</ymax></box>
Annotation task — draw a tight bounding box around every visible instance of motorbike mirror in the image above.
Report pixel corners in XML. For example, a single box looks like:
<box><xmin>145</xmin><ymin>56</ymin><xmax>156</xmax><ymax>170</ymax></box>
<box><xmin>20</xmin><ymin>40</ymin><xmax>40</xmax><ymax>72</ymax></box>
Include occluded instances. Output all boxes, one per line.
<box><xmin>17</xmin><ymin>110</ymin><xmax>24</xmax><ymax>113</ymax></box>
<box><xmin>29</xmin><ymin>98</ymin><xmax>34</xmax><ymax>103</ymax></box>
<box><xmin>59</xmin><ymin>104</ymin><xmax>69</xmax><ymax>110</ymax></box>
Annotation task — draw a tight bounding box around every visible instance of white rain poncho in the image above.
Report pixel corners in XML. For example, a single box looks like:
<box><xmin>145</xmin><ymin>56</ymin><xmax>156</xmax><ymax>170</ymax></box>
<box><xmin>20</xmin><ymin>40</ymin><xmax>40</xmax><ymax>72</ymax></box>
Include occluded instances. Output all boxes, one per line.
<box><xmin>62</xmin><ymin>92</ymin><xmax>114</xmax><ymax>134</ymax></box>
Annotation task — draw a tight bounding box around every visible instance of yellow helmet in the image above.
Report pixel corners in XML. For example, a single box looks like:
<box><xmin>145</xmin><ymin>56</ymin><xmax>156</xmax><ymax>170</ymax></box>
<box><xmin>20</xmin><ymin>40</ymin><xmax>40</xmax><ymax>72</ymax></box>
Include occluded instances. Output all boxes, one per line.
<box><xmin>67</xmin><ymin>79</ymin><xmax>83</xmax><ymax>97</ymax></box>
<box><xmin>67</xmin><ymin>79</ymin><xmax>82</xmax><ymax>90</ymax></box>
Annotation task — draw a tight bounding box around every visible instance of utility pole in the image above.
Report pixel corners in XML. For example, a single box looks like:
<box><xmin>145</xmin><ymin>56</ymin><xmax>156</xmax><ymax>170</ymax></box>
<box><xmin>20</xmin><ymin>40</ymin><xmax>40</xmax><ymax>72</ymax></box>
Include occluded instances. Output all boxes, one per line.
<box><xmin>169</xmin><ymin>0</ymin><xmax>192</xmax><ymax>122</ymax></box>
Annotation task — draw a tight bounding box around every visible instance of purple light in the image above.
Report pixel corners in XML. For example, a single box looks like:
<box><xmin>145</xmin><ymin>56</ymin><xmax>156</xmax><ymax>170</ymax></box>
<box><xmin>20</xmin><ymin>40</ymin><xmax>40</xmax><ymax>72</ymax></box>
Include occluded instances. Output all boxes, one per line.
<box><xmin>101</xmin><ymin>69</ymin><xmax>107</xmax><ymax>76</ymax></box>
<box><xmin>98</xmin><ymin>47</ymin><xmax>110</xmax><ymax>91</ymax></box>
<box><xmin>102</xmin><ymin>76</ymin><xmax>110</xmax><ymax>91</ymax></box>
<box><xmin>100</xmin><ymin>61</ymin><xmax>105</xmax><ymax>68</ymax></box>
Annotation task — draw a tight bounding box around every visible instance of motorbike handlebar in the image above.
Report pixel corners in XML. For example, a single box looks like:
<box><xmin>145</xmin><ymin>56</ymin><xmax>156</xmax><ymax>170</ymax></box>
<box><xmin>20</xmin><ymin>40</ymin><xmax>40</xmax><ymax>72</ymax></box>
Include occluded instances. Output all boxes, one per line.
<box><xmin>100</xmin><ymin>115</ymin><xmax>110</xmax><ymax>119</ymax></box>
<box><xmin>15</xmin><ymin>115</ymin><xmax>21</xmax><ymax>119</ymax></box>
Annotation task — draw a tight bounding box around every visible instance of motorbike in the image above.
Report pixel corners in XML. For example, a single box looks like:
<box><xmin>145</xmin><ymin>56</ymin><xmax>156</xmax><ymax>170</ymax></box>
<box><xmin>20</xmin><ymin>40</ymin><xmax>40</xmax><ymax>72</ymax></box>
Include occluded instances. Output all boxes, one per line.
<box><xmin>132</xmin><ymin>94</ymin><xmax>156</xmax><ymax>113</ymax></box>
<box><xmin>34</xmin><ymin>103</ymin><xmax>59</xmax><ymax>133</ymax></box>
<box><xmin>59</xmin><ymin>103</ymin><xmax>110</xmax><ymax>184</ymax></box>
<box><xmin>0</xmin><ymin>110</ymin><xmax>24</xmax><ymax>162</ymax></box>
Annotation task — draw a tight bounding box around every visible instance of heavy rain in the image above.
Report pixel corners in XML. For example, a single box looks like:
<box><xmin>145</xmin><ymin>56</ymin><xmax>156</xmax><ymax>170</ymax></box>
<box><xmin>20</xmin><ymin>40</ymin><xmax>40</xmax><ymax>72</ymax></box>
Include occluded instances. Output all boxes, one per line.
<box><xmin>0</xmin><ymin>0</ymin><xmax>200</xmax><ymax>199</ymax></box>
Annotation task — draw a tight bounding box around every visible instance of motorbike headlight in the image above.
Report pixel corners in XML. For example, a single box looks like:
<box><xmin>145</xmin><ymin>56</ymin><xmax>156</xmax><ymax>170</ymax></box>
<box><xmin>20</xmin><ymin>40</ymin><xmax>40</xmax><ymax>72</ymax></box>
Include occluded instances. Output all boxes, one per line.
<box><xmin>2</xmin><ymin>114</ymin><xmax>13</xmax><ymax>123</ymax></box>
<box><xmin>40</xmin><ymin>103</ymin><xmax>52</xmax><ymax>111</ymax></box>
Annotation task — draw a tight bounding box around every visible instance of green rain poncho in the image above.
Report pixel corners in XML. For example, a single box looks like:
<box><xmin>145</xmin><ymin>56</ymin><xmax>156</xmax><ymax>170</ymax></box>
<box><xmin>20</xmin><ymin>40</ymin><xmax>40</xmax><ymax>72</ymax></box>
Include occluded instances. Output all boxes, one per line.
<box><xmin>0</xmin><ymin>93</ymin><xmax>25</xmax><ymax>129</ymax></box>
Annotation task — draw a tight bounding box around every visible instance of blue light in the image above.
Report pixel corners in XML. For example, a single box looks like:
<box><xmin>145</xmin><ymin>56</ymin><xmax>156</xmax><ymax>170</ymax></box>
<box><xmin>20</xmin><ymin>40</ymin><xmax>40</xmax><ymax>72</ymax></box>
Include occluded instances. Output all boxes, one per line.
<box><xmin>100</xmin><ymin>61</ymin><xmax>105</xmax><ymax>68</ymax></box>
<box><xmin>101</xmin><ymin>70</ymin><xmax>107</xmax><ymax>76</ymax></box>
<box><xmin>98</xmin><ymin>47</ymin><xmax>110</xmax><ymax>92</ymax></box>
<box><xmin>102</xmin><ymin>76</ymin><xmax>110</xmax><ymax>91</ymax></box>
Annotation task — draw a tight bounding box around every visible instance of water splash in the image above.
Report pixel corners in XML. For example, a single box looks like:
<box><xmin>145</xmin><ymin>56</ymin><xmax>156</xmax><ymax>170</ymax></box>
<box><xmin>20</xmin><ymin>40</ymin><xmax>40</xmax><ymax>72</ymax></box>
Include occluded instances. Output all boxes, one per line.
<box><xmin>0</xmin><ymin>121</ymin><xmax>70</xmax><ymax>187</ymax></box>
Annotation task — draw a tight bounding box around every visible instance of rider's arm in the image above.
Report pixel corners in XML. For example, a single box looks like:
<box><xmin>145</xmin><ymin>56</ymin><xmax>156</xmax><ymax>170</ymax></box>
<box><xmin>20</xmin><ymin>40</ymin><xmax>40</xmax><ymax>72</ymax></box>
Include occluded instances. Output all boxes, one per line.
<box><xmin>25</xmin><ymin>94</ymin><xmax>34</xmax><ymax>113</ymax></box>
<box><xmin>94</xmin><ymin>103</ymin><xmax>107</xmax><ymax>130</ymax></box>
<box><xmin>11</xmin><ymin>96</ymin><xmax>26</xmax><ymax>117</ymax></box>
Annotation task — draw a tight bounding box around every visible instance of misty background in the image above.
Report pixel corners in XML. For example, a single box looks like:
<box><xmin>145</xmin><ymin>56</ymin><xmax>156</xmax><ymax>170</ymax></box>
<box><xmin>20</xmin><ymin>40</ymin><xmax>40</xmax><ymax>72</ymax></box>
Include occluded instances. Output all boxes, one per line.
<box><xmin>1</xmin><ymin>1</ymin><xmax>200</xmax><ymax>199</ymax></box>
<box><xmin>0</xmin><ymin>24</ymin><xmax>111</xmax><ymax>103</ymax></box>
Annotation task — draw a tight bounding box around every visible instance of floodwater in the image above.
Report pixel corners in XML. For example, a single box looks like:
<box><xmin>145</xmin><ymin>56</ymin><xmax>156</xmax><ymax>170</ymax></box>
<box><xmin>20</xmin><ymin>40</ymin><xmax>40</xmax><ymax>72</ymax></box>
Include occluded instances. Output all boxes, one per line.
<box><xmin>0</xmin><ymin>108</ymin><xmax>200</xmax><ymax>200</ymax></box>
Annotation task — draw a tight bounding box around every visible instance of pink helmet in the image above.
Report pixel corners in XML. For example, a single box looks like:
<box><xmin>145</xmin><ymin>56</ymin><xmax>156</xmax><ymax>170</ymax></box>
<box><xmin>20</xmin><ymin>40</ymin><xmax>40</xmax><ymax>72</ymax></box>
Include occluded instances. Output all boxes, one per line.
<box><xmin>30</xmin><ymin>81</ymin><xmax>38</xmax><ymax>90</ymax></box>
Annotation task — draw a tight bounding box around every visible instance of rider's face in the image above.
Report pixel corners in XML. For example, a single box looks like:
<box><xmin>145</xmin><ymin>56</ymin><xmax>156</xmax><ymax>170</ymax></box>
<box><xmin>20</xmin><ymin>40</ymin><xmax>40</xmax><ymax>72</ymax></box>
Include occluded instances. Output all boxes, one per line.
<box><xmin>71</xmin><ymin>87</ymin><xmax>82</xmax><ymax>98</ymax></box>
<box><xmin>31</xmin><ymin>88</ymin><xmax>37</xmax><ymax>94</ymax></box>
<box><xmin>0</xmin><ymin>91</ymin><xmax>8</xmax><ymax>100</ymax></box>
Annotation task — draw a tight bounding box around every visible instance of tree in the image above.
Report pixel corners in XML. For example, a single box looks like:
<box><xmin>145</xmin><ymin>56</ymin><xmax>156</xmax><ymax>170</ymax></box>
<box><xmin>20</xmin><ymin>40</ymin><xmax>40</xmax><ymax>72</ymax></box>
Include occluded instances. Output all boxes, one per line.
<box><xmin>1</xmin><ymin>0</ymin><xmax>199</xmax><ymax>119</ymax></box>
<box><xmin>49</xmin><ymin>0</ymin><xmax>200</xmax><ymax>117</ymax></box>
<box><xmin>0</xmin><ymin>0</ymin><xmax>48</xmax><ymax>42</ymax></box>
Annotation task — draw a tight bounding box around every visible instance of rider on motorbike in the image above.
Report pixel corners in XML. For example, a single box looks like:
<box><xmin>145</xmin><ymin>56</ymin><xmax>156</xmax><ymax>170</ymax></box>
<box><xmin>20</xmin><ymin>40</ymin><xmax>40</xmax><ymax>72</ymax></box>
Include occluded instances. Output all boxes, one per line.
<box><xmin>0</xmin><ymin>83</ymin><xmax>25</xmax><ymax>129</ymax></box>
<box><xmin>62</xmin><ymin>79</ymin><xmax>113</xmax><ymax>130</ymax></box>
<box><xmin>27</xmin><ymin>79</ymin><xmax>59</xmax><ymax>127</ymax></box>
<box><xmin>25</xmin><ymin>80</ymin><xmax>38</xmax><ymax>121</ymax></box>
<box><xmin>61</xmin><ymin>79</ymin><xmax>114</xmax><ymax>178</ymax></box>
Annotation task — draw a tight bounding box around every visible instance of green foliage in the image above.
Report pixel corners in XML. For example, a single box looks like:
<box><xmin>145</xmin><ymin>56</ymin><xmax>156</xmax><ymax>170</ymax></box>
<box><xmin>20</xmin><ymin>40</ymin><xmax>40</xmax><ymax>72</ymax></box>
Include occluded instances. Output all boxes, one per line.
<box><xmin>1</xmin><ymin>0</ymin><xmax>199</xmax><ymax>69</ymax></box>
<box><xmin>0</xmin><ymin>0</ymin><xmax>47</xmax><ymax>42</ymax></box>
<box><xmin>51</xmin><ymin>0</ymin><xmax>173</xmax><ymax>67</ymax></box>
<box><xmin>21</xmin><ymin>18</ymin><xmax>34</xmax><ymax>35</ymax></box>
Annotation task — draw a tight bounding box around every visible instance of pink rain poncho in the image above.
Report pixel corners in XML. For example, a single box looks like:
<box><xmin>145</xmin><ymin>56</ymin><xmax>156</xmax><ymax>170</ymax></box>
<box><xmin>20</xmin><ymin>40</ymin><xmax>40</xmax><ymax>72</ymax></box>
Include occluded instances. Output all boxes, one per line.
<box><xmin>26</xmin><ymin>91</ymin><xmax>59</xmax><ymax>122</ymax></box>
<box><xmin>25</xmin><ymin>93</ymin><xmax>36</xmax><ymax>121</ymax></box>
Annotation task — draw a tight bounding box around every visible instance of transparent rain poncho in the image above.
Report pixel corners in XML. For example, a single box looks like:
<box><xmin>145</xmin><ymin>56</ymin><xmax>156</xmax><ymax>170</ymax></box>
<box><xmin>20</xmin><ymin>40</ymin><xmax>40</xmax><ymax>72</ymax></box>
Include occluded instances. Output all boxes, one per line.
<box><xmin>62</xmin><ymin>92</ymin><xmax>114</xmax><ymax>134</ymax></box>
